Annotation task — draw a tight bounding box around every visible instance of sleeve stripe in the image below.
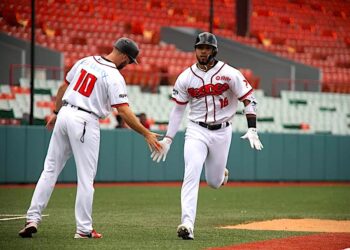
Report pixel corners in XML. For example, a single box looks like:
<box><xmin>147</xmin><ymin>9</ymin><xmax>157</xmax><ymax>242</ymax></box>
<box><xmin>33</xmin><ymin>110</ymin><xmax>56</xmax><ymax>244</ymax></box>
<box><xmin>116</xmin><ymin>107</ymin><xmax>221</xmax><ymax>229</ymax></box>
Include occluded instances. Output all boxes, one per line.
<box><xmin>238</xmin><ymin>88</ymin><xmax>253</xmax><ymax>101</ymax></box>
<box><xmin>111</xmin><ymin>103</ymin><xmax>129</xmax><ymax>108</ymax></box>
<box><xmin>171</xmin><ymin>97</ymin><xmax>188</xmax><ymax>105</ymax></box>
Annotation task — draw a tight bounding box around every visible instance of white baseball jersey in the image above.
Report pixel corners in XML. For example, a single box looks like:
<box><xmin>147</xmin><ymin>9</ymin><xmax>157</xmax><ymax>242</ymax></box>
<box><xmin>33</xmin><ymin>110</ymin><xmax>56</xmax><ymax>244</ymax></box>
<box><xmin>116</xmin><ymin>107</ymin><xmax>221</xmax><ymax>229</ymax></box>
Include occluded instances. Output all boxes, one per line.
<box><xmin>63</xmin><ymin>56</ymin><xmax>129</xmax><ymax>118</ymax></box>
<box><xmin>171</xmin><ymin>60</ymin><xmax>253</xmax><ymax>233</ymax></box>
<box><xmin>25</xmin><ymin>55</ymin><xmax>130</xmax><ymax>235</ymax></box>
<box><xmin>172</xmin><ymin>61</ymin><xmax>253</xmax><ymax>124</ymax></box>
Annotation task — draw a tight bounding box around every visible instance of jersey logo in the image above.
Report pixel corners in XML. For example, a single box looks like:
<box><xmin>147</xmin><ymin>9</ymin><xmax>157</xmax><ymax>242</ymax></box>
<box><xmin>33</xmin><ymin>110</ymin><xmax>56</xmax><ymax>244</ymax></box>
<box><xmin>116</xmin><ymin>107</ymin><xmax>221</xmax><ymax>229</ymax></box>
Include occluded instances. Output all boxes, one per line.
<box><xmin>215</xmin><ymin>75</ymin><xmax>231</xmax><ymax>81</ymax></box>
<box><xmin>188</xmin><ymin>83</ymin><xmax>229</xmax><ymax>98</ymax></box>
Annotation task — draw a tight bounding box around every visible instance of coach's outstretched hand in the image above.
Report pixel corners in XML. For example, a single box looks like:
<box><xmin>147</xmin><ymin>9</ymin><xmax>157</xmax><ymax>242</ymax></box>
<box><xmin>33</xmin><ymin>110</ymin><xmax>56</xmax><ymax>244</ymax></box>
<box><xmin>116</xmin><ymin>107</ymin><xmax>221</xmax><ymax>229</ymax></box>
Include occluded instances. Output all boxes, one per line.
<box><xmin>151</xmin><ymin>137</ymin><xmax>172</xmax><ymax>163</ymax></box>
<box><xmin>241</xmin><ymin>128</ymin><xmax>263</xmax><ymax>150</ymax></box>
<box><xmin>46</xmin><ymin>114</ymin><xmax>57</xmax><ymax>130</ymax></box>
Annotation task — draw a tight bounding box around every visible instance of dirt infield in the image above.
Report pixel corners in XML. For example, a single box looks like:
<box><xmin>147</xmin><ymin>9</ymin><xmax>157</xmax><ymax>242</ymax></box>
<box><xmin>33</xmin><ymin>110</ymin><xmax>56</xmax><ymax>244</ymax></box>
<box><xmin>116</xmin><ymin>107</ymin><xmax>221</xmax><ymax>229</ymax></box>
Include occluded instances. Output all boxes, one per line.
<box><xmin>221</xmin><ymin>219</ymin><xmax>350</xmax><ymax>233</ymax></box>
<box><xmin>214</xmin><ymin>219</ymin><xmax>350</xmax><ymax>250</ymax></box>
<box><xmin>209</xmin><ymin>233</ymin><xmax>350</xmax><ymax>250</ymax></box>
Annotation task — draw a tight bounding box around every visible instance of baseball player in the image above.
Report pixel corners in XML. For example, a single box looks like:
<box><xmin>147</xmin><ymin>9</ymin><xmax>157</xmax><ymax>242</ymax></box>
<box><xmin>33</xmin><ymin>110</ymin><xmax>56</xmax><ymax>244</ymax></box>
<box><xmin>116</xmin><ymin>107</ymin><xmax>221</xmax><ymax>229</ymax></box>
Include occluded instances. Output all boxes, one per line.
<box><xmin>151</xmin><ymin>32</ymin><xmax>263</xmax><ymax>240</ymax></box>
<box><xmin>19</xmin><ymin>37</ymin><xmax>161</xmax><ymax>239</ymax></box>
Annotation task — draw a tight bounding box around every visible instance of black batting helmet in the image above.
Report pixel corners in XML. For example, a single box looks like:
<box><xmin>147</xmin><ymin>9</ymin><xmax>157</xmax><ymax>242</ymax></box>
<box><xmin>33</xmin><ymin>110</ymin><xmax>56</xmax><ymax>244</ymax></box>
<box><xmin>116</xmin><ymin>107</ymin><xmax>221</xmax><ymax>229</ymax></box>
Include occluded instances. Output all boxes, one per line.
<box><xmin>194</xmin><ymin>32</ymin><xmax>218</xmax><ymax>56</ymax></box>
<box><xmin>114</xmin><ymin>37</ymin><xmax>139</xmax><ymax>64</ymax></box>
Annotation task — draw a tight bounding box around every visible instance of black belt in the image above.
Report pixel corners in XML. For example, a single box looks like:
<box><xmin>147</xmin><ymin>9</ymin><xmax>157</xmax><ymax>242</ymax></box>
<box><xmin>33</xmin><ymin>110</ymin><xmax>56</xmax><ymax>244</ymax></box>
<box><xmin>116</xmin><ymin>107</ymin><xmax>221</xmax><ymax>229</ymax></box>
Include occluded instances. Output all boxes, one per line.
<box><xmin>193</xmin><ymin>121</ymin><xmax>230</xmax><ymax>130</ymax></box>
<box><xmin>63</xmin><ymin>102</ymin><xmax>92</xmax><ymax>115</ymax></box>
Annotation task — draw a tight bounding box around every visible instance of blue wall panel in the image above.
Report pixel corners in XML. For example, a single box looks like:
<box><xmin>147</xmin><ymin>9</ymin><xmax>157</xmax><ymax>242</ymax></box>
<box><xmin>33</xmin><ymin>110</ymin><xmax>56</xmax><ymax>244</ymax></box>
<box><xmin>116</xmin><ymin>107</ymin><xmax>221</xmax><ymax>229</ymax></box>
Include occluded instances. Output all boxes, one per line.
<box><xmin>282</xmin><ymin>134</ymin><xmax>298</xmax><ymax>180</ymax></box>
<box><xmin>25</xmin><ymin>126</ymin><xmax>47</xmax><ymax>182</ymax></box>
<box><xmin>338</xmin><ymin>136</ymin><xmax>350</xmax><ymax>180</ymax></box>
<box><xmin>1</xmin><ymin>126</ymin><xmax>349</xmax><ymax>183</ymax></box>
<box><xmin>131</xmin><ymin>133</ymin><xmax>149</xmax><ymax>181</ymax></box>
<box><xmin>256</xmin><ymin>133</ymin><xmax>284</xmax><ymax>180</ymax></box>
<box><xmin>255</xmin><ymin>133</ymin><xmax>270</xmax><ymax>180</ymax></box>
<box><xmin>324</xmin><ymin>136</ymin><xmax>339</xmax><ymax>180</ymax></box>
<box><xmin>163</xmin><ymin>133</ymin><xmax>185</xmax><ymax>181</ymax></box>
<box><xmin>0</xmin><ymin>127</ymin><xmax>6</xmax><ymax>182</ymax></box>
<box><xmin>297</xmin><ymin>135</ymin><xmax>312</xmax><ymax>180</ymax></box>
<box><xmin>5</xmin><ymin>127</ymin><xmax>26</xmax><ymax>183</ymax></box>
<box><xmin>310</xmin><ymin>135</ymin><xmax>325</xmax><ymax>180</ymax></box>
<box><xmin>96</xmin><ymin>130</ymin><xmax>117</xmax><ymax>182</ymax></box>
<box><xmin>227</xmin><ymin>134</ymin><xmax>241</xmax><ymax>180</ymax></box>
<box><xmin>114</xmin><ymin>130</ymin><xmax>133</xmax><ymax>181</ymax></box>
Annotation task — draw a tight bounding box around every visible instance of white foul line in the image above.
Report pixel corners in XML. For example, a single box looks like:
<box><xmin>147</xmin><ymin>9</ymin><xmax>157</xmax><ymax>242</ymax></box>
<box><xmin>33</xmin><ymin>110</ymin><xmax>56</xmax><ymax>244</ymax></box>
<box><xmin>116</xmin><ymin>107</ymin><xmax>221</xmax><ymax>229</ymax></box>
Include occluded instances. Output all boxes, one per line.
<box><xmin>0</xmin><ymin>214</ymin><xmax>49</xmax><ymax>221</ymax></box>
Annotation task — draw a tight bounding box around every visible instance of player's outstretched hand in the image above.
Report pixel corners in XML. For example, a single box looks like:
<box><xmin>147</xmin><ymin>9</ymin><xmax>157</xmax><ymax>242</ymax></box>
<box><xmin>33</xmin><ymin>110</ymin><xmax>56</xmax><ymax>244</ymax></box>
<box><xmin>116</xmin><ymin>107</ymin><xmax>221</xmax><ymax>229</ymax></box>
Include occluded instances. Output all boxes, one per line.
<box><xmin>151</xmin><ymin>137</ymin><xmax>172</xmax><ymax>163</ymax></box>
<box><xmin>46</xmin><ymin>114</ymin><xmax>57</xmax><ymax>130</ymax></box>
<box><xmin>145</xmin><ymin>132</ymin><xmax>163</xmax><ymax>152</ymax></box>
<box><xmin>241</xmin><ymin>128</ymin><xmax>263</xmax><ymax>150</ymax></box>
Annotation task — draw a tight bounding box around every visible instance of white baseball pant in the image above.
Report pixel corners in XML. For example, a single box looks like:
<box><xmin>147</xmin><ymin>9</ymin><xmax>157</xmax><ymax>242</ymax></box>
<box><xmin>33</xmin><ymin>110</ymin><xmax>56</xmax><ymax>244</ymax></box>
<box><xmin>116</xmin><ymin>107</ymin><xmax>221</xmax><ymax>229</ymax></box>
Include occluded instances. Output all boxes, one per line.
<box><xmin>26</xmin><ymin>105</ymin><xmax>100</xmax><ymax>234</ymax></box>
<box><xmin>181</xmin><ymin>121</ymin><xmax>232</xmax><ymax>230</ymax></box>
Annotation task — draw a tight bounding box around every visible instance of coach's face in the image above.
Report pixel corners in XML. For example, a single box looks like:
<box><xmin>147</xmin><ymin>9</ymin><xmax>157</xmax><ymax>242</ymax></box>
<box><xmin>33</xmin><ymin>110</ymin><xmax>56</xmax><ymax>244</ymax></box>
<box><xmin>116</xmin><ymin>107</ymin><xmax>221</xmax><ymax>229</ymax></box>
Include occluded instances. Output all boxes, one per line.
<box><xmin>195</xmin><ymin>44</ymin><xmax>214</xmax><ymax>65</ymax></box>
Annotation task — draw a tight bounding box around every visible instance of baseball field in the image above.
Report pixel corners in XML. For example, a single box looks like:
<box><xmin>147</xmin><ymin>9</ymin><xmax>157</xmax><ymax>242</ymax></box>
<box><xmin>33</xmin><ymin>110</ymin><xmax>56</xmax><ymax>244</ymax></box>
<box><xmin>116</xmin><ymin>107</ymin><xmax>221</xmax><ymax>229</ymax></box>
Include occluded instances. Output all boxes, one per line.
<box><xmin>0</xmin><ymin>182</ymin><xmax>349</xmax><ymax>250</ymax></box>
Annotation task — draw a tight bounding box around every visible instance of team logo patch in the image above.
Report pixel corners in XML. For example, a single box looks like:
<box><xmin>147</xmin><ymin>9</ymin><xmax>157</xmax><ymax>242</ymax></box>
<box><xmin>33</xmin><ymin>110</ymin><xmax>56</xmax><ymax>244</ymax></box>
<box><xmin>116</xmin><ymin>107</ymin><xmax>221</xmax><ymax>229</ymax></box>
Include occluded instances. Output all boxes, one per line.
<box><xmin>188</xmin><ymin>83</ymin><xmax>229</xmax><ymax>98</ymax></box>
<box><xmin>172</xmin><ymin>89</ymin><xmax>179</xmax><ymax>95</ymax></box>
<box><xmin>215</xmin><ymin>75</ymin><xmax>231</xmax><ymax>81</ymax></box>
<box><xmin>119</xmin><ymin>94</ymin><xmax>127</xmax><ymax>98</ymax></box>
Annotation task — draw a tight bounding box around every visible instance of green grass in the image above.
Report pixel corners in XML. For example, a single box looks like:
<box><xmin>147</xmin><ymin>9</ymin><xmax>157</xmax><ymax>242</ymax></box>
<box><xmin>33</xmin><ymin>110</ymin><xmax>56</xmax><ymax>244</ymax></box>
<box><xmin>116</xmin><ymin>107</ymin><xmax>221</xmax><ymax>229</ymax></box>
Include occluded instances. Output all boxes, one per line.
<box><xmin>0</xmin><ymin>185</ymin><xmax>349</xmax><ymax>249</ymax></box>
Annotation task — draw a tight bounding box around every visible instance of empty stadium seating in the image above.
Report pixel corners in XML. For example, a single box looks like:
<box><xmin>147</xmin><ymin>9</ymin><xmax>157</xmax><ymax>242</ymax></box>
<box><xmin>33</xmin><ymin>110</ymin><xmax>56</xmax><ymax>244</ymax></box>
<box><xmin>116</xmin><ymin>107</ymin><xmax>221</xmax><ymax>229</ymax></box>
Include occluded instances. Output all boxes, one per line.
<box><xmin>2</xmin><ymin>0</ymin><xmax>349</xmax><ymax>93</ymax></box>
<box><xmin>1</xmin><ymin>80</ymin><xmax>349</xmax><ymax>135</ymax></box>
<box><xmin>113</xmin><ymin>86</ymin><xmax>350</xmax><ymax>135</ymax></box>
<box><xmin>0</xmin><ymin>78</ymin><xmax>61</xmax><ymax>125</ymax></box>
<box><xmin>1</xmin><ymin>0</ymin><xmax>350</xmax><ymax>131</ymax></box>
<box><xmin>249</xmin><ymin>0</ymin><xmax>350</xmax><ymax>92</ymax></box>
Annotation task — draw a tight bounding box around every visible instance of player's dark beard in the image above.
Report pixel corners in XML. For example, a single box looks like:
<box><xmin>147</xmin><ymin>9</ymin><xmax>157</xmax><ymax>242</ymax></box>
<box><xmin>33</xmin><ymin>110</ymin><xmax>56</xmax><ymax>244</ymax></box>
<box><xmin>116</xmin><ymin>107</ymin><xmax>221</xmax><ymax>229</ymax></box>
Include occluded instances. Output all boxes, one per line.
<box><xmin>117</xmin><ymin>60</ymin><xmax>128</xmax><ymax>70</ymax></box>
<box><xmin>197</xmin><ymin>54</ymin><xmax>214</xmax><ymax>65</ymax></box>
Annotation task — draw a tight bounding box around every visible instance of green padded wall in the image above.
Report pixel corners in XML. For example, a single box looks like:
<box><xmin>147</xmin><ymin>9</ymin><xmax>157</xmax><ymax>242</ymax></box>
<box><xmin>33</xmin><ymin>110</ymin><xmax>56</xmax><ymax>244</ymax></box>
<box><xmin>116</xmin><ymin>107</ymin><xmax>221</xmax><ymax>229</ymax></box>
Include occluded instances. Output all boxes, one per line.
<box><xmin>4</xmin><ymin>127</ymin><xmax>26</xmax><ymax>183</ymax></box>
<box><xmin>0</xmin><ymin>126</ymin><xmax>6</xmax><ymax>183</ymax></box>
<box><xmin>0</xmin><ymin>126</ymin><xmax>349</xmax><ymax>183</ymax></box>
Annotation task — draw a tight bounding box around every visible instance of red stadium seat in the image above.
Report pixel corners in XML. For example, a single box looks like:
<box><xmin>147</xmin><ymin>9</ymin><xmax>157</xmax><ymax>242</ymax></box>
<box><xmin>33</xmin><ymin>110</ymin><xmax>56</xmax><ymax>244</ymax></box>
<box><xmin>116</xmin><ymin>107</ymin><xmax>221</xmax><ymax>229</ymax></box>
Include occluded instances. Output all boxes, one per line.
<box><xmin>2</xmin><ymin>0</ymin><xmax>349</xmax><ymax>93</ymax></box>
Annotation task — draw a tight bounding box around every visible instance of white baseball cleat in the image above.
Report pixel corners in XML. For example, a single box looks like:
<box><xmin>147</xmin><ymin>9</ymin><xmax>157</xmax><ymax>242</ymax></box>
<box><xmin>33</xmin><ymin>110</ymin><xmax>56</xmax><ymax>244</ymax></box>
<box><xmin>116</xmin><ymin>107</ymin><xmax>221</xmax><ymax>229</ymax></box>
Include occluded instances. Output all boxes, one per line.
<box><xmin>19</xmin><ymin>221</ymin><xmax>38</xmax><ymax>238</ymax></box>
<box><xmin>177</xmin><ymin>224</ymin><xmax>194</xmax><ymax>240</ymax></box>
<box><xmin>74</xmin><ymin>229</ymin><xmax>102</xmax><ymax>239</ymax></box>
<box><xmin>222</xmin><ymin>168</ymin><xmax>229</xmax><ymax>186</ymax></box>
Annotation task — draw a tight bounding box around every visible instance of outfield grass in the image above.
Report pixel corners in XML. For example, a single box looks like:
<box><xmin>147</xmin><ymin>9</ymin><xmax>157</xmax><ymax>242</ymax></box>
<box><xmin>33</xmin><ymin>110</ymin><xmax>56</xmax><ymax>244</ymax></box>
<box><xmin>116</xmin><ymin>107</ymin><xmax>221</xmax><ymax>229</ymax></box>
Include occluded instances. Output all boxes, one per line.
<box><xmin>0</xmin><ymin>184</ymin><xmax>349</xmax><ymax>249</ymax></box>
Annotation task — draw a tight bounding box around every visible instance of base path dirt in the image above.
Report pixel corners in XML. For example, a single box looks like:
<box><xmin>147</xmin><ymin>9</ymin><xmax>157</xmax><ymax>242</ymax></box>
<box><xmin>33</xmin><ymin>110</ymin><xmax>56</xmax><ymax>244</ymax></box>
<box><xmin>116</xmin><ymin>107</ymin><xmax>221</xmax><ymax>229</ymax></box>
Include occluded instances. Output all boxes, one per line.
<box><xmin>221</xmin><ymin>218</ymin><xmax>350</xmax><ymax>233</ymax></box>
<box><xmin>212</xmin><ymin>219</ymin><xmax>350</xmax><ymax>250</ymax></box>
<box><xmin>209</xmin><ymin>233</ymin><xmax>350</xmax><ymax>250</ymax></box>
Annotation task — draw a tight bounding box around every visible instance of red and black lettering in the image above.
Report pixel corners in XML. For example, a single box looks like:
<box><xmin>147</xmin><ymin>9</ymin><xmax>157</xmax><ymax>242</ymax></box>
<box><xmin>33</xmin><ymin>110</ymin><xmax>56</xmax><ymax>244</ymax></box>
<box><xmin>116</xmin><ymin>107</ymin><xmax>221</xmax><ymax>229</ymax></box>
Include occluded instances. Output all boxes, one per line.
<box><xmin>188</xmin><ymin>83</ymin><xmax>229</xmax><ymax>98</ymax></box>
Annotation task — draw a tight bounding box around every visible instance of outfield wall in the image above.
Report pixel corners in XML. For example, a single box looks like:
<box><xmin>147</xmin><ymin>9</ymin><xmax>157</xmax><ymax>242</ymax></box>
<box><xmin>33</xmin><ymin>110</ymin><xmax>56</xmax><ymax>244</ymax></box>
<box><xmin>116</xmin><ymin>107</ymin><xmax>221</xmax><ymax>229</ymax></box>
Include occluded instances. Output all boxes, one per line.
<box><xmin>1</xmin><ymin>126</ymin><xmax>350</xmax><ymax>183</ymax></box>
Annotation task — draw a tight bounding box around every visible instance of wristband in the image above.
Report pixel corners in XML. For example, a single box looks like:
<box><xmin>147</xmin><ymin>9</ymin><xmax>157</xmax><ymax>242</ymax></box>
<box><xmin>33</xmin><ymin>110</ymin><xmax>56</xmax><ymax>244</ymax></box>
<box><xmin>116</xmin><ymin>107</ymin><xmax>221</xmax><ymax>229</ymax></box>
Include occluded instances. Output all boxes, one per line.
<box><xmin>247</xmin><ymin>116</ymin><xmax>256</xmax><ymax>128</ymax></box>
<box><xmin>164</xmin><ymin>135</ymin><xmax>173</xmax><ymax>141</ymax></box>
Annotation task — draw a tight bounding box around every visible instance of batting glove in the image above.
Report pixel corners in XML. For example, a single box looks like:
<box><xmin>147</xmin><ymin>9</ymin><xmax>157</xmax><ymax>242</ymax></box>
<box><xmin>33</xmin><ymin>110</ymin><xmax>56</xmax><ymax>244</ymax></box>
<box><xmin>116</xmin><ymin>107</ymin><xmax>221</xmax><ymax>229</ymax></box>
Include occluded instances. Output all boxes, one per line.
<box><xmin>151</xmin><ymin>137</ymin><xmax>172</xmax><ymax>163</ymax></box>
<box><xmin>241</xmin><ymin>128</ymin><xmax>263</xmax><ymax>150</ymax></box>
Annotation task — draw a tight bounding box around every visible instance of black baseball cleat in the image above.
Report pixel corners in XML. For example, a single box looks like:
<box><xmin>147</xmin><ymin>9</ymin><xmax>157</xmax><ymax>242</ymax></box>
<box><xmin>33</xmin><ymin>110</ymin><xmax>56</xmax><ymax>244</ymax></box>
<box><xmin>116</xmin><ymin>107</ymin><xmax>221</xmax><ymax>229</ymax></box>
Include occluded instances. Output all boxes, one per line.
<box><xmin>177</xmin><ymin>224</ymin><xmax>194</xmax><ymax>240</ymax></box>
<box><xmin>19</xmin><ymin>222</ymin><xmax>38</xmax><ymax>238</ymax></box>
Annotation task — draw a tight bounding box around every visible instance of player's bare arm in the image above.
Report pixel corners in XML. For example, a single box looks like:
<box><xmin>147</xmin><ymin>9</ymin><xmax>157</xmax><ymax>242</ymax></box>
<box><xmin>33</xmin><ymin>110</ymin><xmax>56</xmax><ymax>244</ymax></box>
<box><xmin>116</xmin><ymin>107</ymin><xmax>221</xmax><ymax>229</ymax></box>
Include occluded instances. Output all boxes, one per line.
<box><xmin>117</xmin><ymin>104</ymin><xmax>162</xmax><ymax>152</ymax></box>
<box><xmin>46</xmin><ymin>82</ymin><xmax>68</xmax><ymax>130</ymax></box>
